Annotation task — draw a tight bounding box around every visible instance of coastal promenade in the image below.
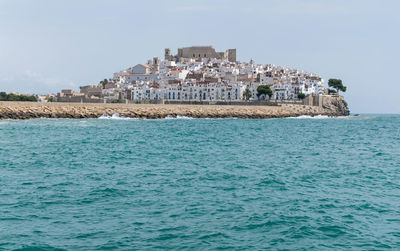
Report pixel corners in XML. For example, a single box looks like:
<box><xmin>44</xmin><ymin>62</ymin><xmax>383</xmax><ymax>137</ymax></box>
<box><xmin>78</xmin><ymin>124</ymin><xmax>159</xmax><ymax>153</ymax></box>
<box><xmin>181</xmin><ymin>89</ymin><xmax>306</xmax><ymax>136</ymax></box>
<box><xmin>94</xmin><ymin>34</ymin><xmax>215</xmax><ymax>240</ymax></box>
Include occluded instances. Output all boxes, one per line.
<box><xmin>0</xmin><ymin>98</ymin><xmax>349</xmax><ymax>119</ymax></box>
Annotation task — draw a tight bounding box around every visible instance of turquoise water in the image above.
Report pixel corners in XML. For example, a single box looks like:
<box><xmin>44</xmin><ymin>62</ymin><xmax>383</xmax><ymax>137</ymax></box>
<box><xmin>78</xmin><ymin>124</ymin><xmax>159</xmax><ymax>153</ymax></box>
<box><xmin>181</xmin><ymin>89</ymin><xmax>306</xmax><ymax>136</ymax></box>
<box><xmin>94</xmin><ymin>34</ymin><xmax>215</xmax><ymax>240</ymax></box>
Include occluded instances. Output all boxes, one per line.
<box><xmin>1</xmin><ymin>115</ymin><xmax>400</xmax><ymax>250</ymax></box>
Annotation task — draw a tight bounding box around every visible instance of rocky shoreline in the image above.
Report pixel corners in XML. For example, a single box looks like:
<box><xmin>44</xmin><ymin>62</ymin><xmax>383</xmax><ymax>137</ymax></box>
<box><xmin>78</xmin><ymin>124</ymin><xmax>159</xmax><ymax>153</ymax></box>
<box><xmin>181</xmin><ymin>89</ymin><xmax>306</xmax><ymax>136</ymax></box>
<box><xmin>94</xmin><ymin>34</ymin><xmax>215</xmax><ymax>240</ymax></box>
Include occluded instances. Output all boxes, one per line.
<box><xmin>0</xmin><ymin>98</ymin><xmax>349</xmax><ymax>120</ymax></box>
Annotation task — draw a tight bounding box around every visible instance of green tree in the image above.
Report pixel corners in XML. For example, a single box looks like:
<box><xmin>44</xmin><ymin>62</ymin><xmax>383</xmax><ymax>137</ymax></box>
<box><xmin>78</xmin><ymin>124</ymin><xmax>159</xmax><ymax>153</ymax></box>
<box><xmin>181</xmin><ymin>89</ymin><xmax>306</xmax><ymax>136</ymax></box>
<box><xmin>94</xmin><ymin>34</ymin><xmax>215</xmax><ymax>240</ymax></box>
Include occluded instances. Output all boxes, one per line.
<box><xmin>297</xmin><ymin>93</ymin><xmax>306</xmax><ymax>100</ymax></box>
<box><xmin>328</xmin><ymin>79</ymin><xmax>347</xmax><ymax>94</ymax></box>
<box><xmin>328</xmin><ymin>89</ymin><xmax>337</xmax><ymax>94</ymax></box>
<box><xmin>26</xmin><ymin>95</ymin><xmax>37</xmax><ymax>102</ymax></box>
<box><xmin>256</xmin><ymin>85</ymin><xmax>273</xmax><ymax>100</ymax></box>
<box><xmin>0</xmin><ymin>92</ymin><xmax>7</xmax><ymax>101</ymax></box>
<box><xmin>100</xmin><ymin>79</ymin><xmax>109</xmax><ymax>89</ymax></box>
<box><xmin>243</xmin><ymin>88</ymin><xmax>252</xmax><ymax>101</ymax></box>
<box><xmin>7</xmin><ymin>93</ymin><xmax>18</xmax><ymax>101</ymax></box>
<box><xmin>0</xmin><ymin>92</ymin><xmax>37</xmax><ymax>102</ymax></box>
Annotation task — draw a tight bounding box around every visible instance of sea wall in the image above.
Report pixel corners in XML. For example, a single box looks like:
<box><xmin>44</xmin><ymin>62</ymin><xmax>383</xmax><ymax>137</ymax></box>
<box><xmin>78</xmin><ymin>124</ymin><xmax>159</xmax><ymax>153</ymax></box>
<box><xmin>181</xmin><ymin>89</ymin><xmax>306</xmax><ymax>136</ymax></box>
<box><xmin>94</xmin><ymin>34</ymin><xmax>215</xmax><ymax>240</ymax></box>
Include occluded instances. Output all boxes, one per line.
<box><xmin>0</xmin><ymin>97</ymin><xmax>349</xmax><ymax>119</ymax></box>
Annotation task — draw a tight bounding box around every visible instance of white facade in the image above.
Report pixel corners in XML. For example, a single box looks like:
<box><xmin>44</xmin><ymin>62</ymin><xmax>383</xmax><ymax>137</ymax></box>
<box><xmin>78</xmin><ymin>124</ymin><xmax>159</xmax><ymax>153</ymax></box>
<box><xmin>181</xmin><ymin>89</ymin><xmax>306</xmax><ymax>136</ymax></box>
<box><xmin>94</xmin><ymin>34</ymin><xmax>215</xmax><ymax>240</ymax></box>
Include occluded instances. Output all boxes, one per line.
<box><xmin>101</xmin><ymin>48</ymin><xmax>327</xmax><ymax>101</ymax></box>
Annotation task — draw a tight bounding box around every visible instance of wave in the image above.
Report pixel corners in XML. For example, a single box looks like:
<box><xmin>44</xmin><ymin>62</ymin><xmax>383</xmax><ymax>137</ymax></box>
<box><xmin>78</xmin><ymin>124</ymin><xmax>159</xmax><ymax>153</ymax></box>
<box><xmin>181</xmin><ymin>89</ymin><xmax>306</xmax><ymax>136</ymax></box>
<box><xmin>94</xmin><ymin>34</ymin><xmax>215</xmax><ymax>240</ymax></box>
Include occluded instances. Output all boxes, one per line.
<box><xmin>288</xmin><ymin>115</ymin><xmax>377</xmax><ymax>120</ymax></box>
<box><xmin>287</xmin><ymin>115</ymin><xmax>350</xmax><ymax>119</ymax></box>
<box><xmin>97</xmin><ymin>114</ymin><xmax>369</xmax><ymax>121</ymax></box>
<box><xmin>99</xmin><ymin>114</ymin><xmax>194</xmax><ymax>120</ymax></box>
<box><xmin>288</xmin><ymin>115</ymin><xmax>331</xmax><ymax>119</ymax></box>
<box><xmin>165</xmin><ymin>115</ymin><xmax>193</xmax><ymax>120</ymax></box>
<box><xmin>98</xmin><ymin>113</ymin><xmax>137</xmax><ymax>120</ymax></box>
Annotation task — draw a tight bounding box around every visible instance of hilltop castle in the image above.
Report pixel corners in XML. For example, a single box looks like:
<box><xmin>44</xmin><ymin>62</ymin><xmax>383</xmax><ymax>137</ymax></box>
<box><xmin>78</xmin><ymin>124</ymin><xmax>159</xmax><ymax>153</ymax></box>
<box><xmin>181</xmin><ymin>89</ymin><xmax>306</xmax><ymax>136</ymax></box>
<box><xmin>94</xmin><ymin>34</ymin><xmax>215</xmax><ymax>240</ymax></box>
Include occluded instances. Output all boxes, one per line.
<box><xmin>164</xmin><ymin>46</ymin><xmax>236</xmax><ymax>62</ymax></box>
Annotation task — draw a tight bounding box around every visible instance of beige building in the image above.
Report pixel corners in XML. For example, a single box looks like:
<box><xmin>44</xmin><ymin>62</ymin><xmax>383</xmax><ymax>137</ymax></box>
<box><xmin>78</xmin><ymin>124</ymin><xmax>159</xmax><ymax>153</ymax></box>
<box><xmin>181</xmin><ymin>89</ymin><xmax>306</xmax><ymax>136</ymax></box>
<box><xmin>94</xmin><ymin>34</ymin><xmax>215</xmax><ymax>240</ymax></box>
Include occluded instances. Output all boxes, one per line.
<box><xmin>165</xmin><ymin>46</ymin><xmax>236</xmax><ymax>62</ymax></box>
<box><xmin>80</xmin><ymin>85</ymin><xmax>102</xmax><ymax>97</ymax></box>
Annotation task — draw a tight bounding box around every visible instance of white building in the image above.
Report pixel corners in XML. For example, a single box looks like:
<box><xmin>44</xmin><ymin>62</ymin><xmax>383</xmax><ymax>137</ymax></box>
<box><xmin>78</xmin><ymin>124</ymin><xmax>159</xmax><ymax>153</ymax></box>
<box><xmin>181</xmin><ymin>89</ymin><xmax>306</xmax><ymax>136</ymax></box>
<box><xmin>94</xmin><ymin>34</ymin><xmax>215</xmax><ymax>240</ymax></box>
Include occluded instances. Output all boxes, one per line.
<box><xmin>96</xmin><ymin>47</ymin><xmax>328</xmax><ymax>102</ymax></box>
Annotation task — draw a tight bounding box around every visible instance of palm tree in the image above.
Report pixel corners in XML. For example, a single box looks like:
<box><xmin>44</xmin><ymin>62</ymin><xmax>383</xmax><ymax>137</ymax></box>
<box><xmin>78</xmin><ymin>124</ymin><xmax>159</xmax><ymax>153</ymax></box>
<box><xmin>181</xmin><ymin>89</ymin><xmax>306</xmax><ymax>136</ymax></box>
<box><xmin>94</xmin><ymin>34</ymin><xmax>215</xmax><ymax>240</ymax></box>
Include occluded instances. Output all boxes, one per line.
<box><xmin>243</xmin><ymin>88</ymin><xmax>252</xmax><ymax>101</ymax></box>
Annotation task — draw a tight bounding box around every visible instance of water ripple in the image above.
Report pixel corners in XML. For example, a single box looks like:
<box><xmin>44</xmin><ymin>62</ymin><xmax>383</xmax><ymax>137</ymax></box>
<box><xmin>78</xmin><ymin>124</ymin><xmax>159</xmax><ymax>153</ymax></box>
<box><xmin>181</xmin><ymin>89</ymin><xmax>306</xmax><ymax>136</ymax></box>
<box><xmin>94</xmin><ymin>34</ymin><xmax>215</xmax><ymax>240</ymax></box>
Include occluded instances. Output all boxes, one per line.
<box><xmin>0</xmin><ymin>115</ymin><xmax>400</xmax><ymax>249</ymax></box>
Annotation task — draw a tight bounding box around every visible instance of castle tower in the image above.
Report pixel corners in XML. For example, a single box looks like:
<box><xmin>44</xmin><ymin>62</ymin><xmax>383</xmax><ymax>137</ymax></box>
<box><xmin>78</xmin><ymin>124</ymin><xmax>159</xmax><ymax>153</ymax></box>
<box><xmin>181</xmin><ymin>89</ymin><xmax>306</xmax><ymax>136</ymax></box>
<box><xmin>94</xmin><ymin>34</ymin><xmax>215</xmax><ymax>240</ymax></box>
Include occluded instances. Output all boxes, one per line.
<box><xmin>153</xmin><ymin>57</ymin><xmax>160</xmax><ymax>70</ymax></box>
<box><xmin>227</xmin><ymin>49</ymin><xmax>236</xmax><ymax>62</ymax></box>
<box><xmin>165</xmin><ymin>48</ymin><xmax>171</xmax><ymax>60</ymax></box>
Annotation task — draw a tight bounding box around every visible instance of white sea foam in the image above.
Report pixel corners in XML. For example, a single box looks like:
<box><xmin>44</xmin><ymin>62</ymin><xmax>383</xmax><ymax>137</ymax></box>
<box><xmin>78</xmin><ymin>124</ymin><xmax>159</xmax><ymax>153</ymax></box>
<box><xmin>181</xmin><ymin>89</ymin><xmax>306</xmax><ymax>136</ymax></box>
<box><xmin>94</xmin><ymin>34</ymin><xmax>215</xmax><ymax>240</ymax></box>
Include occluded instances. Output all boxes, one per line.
<box><xmin>98</xmin><ymin>113</ymin><xmax>136</xmax><ymax>120</ymax></box>
<box><xmin>165</xmin><ymin>115</ymin><xmax>193</xmax><ymax>120</ymax></box>
<box><xmin>98</xmin><ymin>113</ymin><xmax>194</xmax><ymax>120</ymax></box>
<box><xmin>288</xmin><ymin>115</ymin><xmax>355</xmax><ymax>119</ymax></box>
<box><xmin>288</xmin><ymin>115</ymin><xmax>333</xmax><ymax>119</ymax></box>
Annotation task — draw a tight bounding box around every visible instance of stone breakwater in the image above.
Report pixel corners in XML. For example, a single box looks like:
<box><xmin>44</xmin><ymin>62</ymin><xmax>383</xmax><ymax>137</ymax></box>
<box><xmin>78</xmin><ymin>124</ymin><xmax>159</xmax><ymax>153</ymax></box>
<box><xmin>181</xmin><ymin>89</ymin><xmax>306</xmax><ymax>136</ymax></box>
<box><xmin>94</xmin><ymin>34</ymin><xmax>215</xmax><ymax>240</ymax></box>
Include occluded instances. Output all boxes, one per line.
<box><xmin>0</xmin><ymin>99</ymin><xmax>349</xmax><ymax>120</ymax></box>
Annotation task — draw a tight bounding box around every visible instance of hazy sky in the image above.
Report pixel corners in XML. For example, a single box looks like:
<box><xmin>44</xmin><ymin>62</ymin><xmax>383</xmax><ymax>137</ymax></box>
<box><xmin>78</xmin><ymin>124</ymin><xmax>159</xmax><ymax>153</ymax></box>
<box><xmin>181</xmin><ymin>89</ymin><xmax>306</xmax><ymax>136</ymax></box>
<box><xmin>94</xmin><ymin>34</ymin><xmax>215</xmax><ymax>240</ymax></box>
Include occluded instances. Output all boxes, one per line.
<box><xmin>0</xmin><ymin>0</ymin><xmax>399</xmax><ymax>113</ymax></box>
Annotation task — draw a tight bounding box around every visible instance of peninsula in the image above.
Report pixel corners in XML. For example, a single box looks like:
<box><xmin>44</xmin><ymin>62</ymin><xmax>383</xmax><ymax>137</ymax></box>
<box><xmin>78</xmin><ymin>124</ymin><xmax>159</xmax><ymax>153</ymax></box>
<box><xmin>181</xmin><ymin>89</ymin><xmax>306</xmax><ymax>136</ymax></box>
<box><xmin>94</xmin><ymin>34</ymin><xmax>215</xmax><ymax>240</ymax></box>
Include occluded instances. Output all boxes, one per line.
<box><xmin>1</xmin><ymin>46</ymin><xmax>349</xmax><ymax>119</ymax></box>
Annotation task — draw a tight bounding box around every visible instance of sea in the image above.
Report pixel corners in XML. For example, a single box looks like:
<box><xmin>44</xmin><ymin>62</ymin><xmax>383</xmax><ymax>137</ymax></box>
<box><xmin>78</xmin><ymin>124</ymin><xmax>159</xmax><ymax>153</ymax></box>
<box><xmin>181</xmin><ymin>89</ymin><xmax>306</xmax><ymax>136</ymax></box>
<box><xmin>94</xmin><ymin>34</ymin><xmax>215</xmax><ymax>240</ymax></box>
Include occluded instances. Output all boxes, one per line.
<box><xmin>0</xmin><ymin>115</ymin><xmax>399</xmax><ymax>250</ymax></box>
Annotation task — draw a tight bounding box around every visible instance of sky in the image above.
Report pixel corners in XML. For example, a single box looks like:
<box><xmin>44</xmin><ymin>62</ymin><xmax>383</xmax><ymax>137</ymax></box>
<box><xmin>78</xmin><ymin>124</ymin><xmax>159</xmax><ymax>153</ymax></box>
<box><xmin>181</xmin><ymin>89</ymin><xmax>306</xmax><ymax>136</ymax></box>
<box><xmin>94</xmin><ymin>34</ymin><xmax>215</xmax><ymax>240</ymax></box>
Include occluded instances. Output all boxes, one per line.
<box><xmin>0</xmin><ymin>0</ymin><xmax>399</xmax><ymax>113</ymax></box>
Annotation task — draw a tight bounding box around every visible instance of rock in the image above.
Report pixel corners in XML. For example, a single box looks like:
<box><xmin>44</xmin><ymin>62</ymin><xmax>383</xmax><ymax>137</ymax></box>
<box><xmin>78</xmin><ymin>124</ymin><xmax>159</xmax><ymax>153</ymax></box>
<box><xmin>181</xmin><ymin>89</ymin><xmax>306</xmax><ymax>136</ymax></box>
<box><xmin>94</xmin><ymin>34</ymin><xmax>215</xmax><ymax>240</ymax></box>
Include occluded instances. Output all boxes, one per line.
<box><xmin>0</xmin><ymin>99</ymin><xmax>350</xmax><ymax>120</ymax></box>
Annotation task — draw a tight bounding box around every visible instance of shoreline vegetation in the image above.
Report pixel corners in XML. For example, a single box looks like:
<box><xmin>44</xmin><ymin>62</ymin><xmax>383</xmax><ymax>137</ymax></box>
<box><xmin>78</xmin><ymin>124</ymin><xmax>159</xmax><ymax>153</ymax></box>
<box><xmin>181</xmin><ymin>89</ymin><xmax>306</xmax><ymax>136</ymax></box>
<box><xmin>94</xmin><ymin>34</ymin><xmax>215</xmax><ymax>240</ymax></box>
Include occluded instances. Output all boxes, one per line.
<box><xmin>0</xmin><ymin>92</ymin><xmax>37</xmax><ymax>102</ymax></box>
<box><xmin>0</xmin><ymin>97</ymin><xmax>349</xmax><ymax>120</ymax></box>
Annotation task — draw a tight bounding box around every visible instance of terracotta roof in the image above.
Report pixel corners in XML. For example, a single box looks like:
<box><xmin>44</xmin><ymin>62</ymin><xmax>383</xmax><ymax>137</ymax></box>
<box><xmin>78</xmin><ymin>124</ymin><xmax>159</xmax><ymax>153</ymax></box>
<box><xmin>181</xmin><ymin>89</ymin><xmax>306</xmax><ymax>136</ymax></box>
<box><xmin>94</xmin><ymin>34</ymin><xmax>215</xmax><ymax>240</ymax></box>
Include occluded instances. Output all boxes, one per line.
<box><xmin>141</xmin><ymin>64</ymin><xmax>152</xmax><ymax>69</ymax></box>
<box><xmin>123</xmin><ymin>71</ymin><xmax>152</xmax><ymax>76</ymax></box>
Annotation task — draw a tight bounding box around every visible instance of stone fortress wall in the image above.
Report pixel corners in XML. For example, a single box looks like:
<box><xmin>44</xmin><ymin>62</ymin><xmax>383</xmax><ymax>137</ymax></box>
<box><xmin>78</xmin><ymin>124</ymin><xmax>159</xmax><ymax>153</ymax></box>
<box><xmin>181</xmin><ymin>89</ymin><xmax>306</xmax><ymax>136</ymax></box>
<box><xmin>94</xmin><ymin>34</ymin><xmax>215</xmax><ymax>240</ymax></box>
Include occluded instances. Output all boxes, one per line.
<box><xmin>165</xmin><ymin>46</ymin><xmax>236</xmax><ymax>62</ymax></box>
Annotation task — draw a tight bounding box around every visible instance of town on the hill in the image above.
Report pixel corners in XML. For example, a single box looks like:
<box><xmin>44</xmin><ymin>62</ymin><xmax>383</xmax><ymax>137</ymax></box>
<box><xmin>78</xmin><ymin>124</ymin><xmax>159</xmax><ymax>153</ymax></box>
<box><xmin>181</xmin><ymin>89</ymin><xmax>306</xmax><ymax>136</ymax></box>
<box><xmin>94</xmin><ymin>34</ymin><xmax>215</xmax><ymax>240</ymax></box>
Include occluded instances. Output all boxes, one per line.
<box><xmin>54</xmin><ymin>46</ymin><xmax>343</xmax><ymax>104</ymax></box>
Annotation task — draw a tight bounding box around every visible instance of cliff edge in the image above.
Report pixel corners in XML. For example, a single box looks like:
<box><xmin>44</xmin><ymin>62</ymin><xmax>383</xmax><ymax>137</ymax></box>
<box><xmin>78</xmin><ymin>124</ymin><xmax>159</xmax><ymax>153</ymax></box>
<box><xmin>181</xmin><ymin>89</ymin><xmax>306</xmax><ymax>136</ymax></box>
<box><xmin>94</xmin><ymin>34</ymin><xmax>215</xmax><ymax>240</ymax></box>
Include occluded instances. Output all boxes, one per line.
<box><xmin>321</xmin><ymin>96</ymin><xmax>350</xmax><ymax>116</ymax></box>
